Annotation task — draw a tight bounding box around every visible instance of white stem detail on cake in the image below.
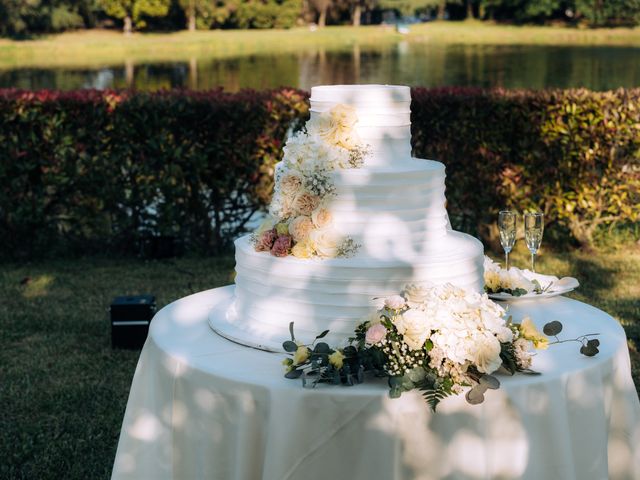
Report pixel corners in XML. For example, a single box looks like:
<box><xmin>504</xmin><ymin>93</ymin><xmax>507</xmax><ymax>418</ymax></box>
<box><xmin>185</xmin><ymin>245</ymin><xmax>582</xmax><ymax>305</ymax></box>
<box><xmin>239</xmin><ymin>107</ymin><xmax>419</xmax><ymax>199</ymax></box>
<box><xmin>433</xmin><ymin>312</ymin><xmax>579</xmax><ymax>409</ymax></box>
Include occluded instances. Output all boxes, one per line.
<box><xmin>251</xmin><ymin>104</ymin><xmax>369</xmax><ymax>259</ymax></box>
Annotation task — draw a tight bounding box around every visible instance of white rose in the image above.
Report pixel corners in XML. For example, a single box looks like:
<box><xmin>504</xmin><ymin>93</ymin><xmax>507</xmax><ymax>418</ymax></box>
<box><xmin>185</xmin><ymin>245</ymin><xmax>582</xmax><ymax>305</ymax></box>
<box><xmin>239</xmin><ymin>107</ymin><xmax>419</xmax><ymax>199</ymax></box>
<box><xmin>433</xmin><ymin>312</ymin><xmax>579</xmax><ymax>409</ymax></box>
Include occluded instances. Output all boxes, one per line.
<box><xmin>393</xmin><ymin>309</ymin><xmax>430</xmax><ymax>351</ymax></box>
<box><xmin>309</xmin><ymin>228</ymin><xmax>340</xmax><ymax>258</ymax></box>
<box><xmin>311</xmin><ymin>207</ymin><xmax>333</xmax><ymax>228</ymax></box>
<box><xmin>472</xmin><ymin>334</ymin><xmax>502</xmax><ymax>374</ymax></box>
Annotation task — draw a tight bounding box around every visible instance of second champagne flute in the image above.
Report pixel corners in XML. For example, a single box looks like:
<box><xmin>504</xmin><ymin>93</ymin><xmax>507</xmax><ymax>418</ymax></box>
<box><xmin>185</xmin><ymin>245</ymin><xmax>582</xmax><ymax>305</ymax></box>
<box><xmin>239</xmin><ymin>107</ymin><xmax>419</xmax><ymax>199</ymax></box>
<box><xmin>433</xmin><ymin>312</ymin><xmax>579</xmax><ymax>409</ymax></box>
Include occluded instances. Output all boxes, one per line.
<box><xmin>524</xmin><ymin>212</ymin><xmax>544</xmax><ymax>272</ymax></box>
<box><xmin>498</xmin><ymin>210</ymin><xmax>517</xmax><ymax>270</ymax></box>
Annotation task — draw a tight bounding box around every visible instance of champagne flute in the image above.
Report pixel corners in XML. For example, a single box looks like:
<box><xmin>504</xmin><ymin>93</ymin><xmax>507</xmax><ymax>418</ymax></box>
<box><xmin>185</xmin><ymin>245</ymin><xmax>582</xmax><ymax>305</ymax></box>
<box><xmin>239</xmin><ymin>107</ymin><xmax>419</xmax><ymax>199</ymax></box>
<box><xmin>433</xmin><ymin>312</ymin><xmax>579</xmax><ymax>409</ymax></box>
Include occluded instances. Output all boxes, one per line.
<box><xmin>498</xmin><ymin>210</ymin><xmax>517</xmax><ymax>270</ymax></box>
<box><xmin>524</xmin><ymin>212</ymin><xmax>544</xmax><ymax>272</ymax></box>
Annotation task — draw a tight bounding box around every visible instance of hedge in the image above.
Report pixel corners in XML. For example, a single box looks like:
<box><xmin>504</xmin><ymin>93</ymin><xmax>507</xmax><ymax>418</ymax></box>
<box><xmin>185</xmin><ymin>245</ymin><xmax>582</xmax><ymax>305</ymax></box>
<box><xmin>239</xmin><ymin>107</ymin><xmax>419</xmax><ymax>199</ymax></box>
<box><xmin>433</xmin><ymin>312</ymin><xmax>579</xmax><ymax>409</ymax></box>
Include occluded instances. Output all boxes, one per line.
<box><xmin>0</xmin><ymin>87</ymin><xmax>638</xmax><ymax>259</ymax></box>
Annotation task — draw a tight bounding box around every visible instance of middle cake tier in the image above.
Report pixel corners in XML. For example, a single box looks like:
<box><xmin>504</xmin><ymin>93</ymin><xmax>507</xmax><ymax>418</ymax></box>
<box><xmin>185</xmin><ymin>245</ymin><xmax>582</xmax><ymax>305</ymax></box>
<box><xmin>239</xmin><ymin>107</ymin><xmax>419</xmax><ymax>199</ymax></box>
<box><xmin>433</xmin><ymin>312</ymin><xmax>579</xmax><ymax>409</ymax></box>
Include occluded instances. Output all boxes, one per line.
<box><xmin>275</xmin><ymin>157</ymin><xmax>451</xmax><ymax>258</ymax></box>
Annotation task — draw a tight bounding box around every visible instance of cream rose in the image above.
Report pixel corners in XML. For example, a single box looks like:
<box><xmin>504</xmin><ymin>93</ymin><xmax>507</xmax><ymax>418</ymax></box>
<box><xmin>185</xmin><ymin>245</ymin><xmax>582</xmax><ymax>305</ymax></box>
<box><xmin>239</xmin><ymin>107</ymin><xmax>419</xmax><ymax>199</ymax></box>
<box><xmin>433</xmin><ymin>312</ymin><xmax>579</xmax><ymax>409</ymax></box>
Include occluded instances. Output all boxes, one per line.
<box><xmin>311</xmin><ymin>207</ymin><xmax>333</xmax><ymax>229</ymax></box>
<box><xmin>288</xmin><ymin>215</ymin><xmax>314</xmax><ymax>242</ymax></box>
<box><xmin>308</xmin><ymin>104</ymin><xmax>359</xmax><ymax>150</ymax></box>
<box><xmin>279</xmin><ymin>171</ymin><xmax>305</xmax><ymax>196</ymax></box>
<box><xmin>393</xmin><ymin>309</ymin><xmax>430</xmax><ymax>351</ymax></box>
<box><xmin>472</xmin><ymin>334</ymin><xmax>502</xmax><ymax>374</ymax></box>
<box><xmin>291</xmin><ymin>239</ymin><xmax>315</xmax><ymax>259</ymax></box>
<box><xmin>309</xmin><ymin>228</ymin><xmax>340</xmax><ymax>258</ymax></box>
<box><xmin>403</xmin><ymin>284</ymin><xmax>431</xmax><ymax>306</ymax></box>
<box><xmin>292</xmin><ymin>191</ymin><xmax>320</xmax><ymax>216</ymax></box>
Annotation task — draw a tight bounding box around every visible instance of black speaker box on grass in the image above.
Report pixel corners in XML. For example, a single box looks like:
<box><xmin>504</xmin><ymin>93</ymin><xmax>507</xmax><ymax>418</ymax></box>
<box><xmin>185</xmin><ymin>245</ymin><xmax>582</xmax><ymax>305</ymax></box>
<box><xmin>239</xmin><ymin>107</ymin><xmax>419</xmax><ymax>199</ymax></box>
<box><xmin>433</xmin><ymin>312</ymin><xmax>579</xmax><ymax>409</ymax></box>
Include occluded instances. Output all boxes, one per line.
<box><xmin>110</xmin><ymin>295</ymin><xmax>156</xmax><ymax>349</ymax></box>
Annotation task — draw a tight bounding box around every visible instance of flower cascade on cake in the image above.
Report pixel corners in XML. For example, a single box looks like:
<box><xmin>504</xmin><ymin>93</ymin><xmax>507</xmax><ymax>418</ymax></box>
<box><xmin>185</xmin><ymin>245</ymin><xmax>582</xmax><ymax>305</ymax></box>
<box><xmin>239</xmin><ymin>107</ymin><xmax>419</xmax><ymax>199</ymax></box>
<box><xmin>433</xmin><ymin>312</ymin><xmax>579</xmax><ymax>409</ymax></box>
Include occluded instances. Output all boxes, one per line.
<box><xmin>282</xmin><ymin>282</ymin><xmax>601</xmax><ymax>411</ymax></box>
<box><xmin>252</xmin><ymin>104</ymin><xmax>370</xmax><ymax>259</ymax></box>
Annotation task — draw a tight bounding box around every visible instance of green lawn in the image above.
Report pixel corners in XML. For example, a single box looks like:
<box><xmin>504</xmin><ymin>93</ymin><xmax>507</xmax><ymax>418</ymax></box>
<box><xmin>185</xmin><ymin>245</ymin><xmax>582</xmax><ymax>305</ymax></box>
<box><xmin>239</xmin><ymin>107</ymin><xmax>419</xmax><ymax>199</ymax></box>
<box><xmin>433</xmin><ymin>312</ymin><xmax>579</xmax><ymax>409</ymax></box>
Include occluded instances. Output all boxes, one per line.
<box><xmin>1</xmin><ymin>246</ymin><xmax>639</xmax><ymax>479</ymax></box>
<box><xmin>1</xmin><ymin>23</ymin><xmax>640</xmax><ymax>68</ymax></box>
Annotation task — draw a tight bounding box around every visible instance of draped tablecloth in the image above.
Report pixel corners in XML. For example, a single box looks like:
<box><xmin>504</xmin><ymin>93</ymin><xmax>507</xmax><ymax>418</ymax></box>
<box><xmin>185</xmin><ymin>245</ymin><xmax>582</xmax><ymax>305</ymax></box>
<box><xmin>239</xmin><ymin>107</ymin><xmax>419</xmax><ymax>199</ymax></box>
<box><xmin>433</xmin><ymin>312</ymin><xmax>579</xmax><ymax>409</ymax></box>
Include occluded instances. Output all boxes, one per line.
<box><xmin>112</xmin><ymin>286</ymin><xmax>640</xmax><ymax>480</ymax></box>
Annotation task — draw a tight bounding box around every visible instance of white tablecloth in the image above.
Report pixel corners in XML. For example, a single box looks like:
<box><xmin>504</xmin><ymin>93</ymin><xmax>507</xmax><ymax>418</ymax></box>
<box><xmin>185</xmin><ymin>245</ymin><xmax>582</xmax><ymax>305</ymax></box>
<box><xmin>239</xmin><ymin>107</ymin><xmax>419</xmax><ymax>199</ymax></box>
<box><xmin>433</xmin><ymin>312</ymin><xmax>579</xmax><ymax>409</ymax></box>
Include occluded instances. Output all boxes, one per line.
<box><xmin>112</xmin><ymin>286</ymin><xmax>640</xmax><ymax>480</ymax></box>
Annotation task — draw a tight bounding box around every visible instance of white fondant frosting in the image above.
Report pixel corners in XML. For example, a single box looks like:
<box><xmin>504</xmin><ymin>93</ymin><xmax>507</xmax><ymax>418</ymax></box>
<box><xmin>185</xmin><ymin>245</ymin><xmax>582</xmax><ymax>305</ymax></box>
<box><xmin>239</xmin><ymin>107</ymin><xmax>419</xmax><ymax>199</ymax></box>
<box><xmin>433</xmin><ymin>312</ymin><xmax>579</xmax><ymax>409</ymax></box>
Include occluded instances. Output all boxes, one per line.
<box><xmin>213</xmin><ymin>84</ymin><xmax>486</xmax><ymax>351</ymax></box>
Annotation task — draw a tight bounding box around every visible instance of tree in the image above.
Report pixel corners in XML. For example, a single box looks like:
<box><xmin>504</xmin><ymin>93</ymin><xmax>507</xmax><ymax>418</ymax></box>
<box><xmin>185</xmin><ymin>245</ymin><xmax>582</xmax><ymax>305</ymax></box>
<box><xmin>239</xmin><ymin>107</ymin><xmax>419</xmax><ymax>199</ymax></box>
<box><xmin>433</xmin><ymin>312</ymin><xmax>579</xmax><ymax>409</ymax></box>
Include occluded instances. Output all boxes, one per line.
<box><xmin>178</xmin><ymin>0</ymin><xmax>218</xmax><ymax>30</ymax></box>
<box><xmin>309</xmin><ymin>0</ymin><xmax>331</xmax><ymax>26</ymax></box>
<box><xmin>100</xmin><ymin>0</ymin><xmax>171</xmax><ymax>33</ymax></box>
<box><xmin>378</xmin><ymin>0</ymin><xmax>440</xmax><ymax>18</ymax></box>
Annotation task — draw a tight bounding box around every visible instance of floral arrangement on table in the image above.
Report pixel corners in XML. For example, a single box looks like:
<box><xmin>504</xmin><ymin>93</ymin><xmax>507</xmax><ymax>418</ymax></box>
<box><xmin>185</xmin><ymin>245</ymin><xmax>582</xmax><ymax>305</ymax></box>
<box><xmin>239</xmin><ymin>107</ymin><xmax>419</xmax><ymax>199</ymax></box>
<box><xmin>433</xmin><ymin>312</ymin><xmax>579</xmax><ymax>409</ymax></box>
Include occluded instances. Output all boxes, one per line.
<box><xmin>483</xmin><ymin>256</ymin><xmax>554</xmax><ymax>296</ymax></box>
<box><xmin>251</xmin><ymin>104</ymin><xmax>369</xmax><ymax>259</ymax></box>
<box><xmin>282</xmin><ymin>283</ymin><xmax>600</xmax><ymax>411</ymax></box>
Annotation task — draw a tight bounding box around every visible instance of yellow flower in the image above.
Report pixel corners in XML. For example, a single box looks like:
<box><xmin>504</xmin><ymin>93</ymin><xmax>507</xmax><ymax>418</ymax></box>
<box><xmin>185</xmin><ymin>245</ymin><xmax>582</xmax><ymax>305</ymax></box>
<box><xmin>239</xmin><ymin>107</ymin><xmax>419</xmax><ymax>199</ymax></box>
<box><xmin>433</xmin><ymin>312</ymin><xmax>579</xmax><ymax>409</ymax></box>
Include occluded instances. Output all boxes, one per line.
<box><xmin>519</xmin><ymin>317</ymin><xmax>549</xmax><ymax>350</ymax></box>
<box><xmin>293</xmin><ymin>345</ymin><xmax>310</xmax><ymax>365</ymax></box>
<box><xmin>282</xmin><ymin>358</ymin><xmax>294</xmax><ymax>372</ymax></box>
<box><xmin>291</xmin><ymin>239</ymin><xmax>315</xmax><ymax>259</ymax></box>
<box><xmin>484</xmin><ymin>270</ymin><xmax>501</xmax><ymax>292</ymax></box>
<box><xmin>328</xmin><ymin>350</ymin><xmax>345</xmax><ymax>369</ymax></box>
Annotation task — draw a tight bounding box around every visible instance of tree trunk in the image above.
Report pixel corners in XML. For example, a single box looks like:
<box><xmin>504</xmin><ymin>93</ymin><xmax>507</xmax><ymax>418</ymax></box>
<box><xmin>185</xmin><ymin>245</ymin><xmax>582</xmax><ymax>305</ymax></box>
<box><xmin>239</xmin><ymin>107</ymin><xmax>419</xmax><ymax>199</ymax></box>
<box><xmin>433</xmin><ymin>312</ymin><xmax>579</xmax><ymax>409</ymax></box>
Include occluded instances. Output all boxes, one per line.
<box><xmin>437</xmin><ymin>1</ymin><xmax>445</xmax><ymax>20</ymax></box>
<box><xmin>318</xmin><ymin>6</ymin><xmax>327</xmax><ymax>27</ymax></box>
<box><xmin>123</xmin><ymin>15</ymin><xmax>132</xmax><ymax>35</ymax></box>
<box><xmin>186</xmin><ymin>0</ymin><xmax>196</xmax><ymax>31</ymax></box>
<box><xmin>466</xmin><ymin>0</ymin><xmax>474</xmax><ymax>19</ymax></box>
<box><xmin>352</xmin><ymin>3</ymin><xmax>361</xmax><ymax>26</ymax></box>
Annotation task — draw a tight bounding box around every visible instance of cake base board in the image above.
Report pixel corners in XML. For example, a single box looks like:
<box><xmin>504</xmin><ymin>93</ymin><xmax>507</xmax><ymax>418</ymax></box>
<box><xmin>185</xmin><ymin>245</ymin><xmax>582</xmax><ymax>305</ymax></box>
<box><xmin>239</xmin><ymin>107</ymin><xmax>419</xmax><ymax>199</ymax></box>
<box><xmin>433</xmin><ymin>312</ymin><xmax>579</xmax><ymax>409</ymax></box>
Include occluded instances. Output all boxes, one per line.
<box><xmin>207</xmin><ymin>286</ymin><xmax>284</xmax><ymax>353</ymax></box>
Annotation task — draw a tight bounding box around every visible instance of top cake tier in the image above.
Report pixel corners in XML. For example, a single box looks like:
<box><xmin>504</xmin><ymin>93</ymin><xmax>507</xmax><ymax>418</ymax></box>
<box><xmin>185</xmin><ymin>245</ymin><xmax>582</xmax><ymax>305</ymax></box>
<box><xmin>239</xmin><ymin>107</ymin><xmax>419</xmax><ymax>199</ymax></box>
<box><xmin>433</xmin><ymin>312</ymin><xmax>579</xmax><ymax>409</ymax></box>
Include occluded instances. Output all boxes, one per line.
<box><xmin>310</xmin><ymin>85</ymin><xmax>412</xmax><ymax>166</ymax></box>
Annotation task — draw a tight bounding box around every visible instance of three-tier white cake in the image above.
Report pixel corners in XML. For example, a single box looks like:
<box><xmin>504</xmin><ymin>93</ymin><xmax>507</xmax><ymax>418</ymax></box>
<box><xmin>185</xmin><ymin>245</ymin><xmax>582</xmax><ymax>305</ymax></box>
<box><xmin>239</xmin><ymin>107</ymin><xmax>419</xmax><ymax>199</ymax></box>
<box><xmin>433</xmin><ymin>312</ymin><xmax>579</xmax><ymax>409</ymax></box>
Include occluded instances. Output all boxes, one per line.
<box><xmin>210</xmin><ymin>85</ymin><xmax>485</xmax><ymax>351</ymax></box>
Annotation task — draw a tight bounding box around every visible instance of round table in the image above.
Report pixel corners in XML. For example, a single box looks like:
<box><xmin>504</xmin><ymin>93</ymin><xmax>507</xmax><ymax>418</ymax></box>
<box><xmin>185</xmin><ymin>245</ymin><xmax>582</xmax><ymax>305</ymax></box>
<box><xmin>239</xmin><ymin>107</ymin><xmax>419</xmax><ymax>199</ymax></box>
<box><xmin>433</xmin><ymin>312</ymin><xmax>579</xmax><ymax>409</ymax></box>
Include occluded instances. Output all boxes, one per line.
<box><xmin>112</xmin><ymin>286</ymin><xmax>640</xmax><ymax>480</ymax></box>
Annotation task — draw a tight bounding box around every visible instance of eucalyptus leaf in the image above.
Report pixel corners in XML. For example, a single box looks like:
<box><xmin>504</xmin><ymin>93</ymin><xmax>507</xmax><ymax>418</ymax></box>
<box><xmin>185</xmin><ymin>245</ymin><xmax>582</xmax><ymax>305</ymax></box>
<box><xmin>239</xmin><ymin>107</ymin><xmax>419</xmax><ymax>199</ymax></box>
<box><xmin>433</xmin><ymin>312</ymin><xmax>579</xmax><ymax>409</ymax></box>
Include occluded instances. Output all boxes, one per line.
<box><xmin>289</xmin><ymin>322</ymin><xmax>295</xmax><ymax>342</ymax></box>
<box><xmin>543</xmin><ymin>320</ymin><xmax>563</xmax><ymax>336</ymax></box>
<box><xmin>407</xmin><ymin>367</ymin><xmax>427</xmax><ymax>383</ymax></box>
<box><xmin>285</xmin><ymin>369</ymin><xmax>303</xmax><ymax>379</ymax></box>
<box><xmin>465</xmin><ymin>386</ymin><xmax>486</xmax><ymax>405</ymax></box>
<box><xmin>283</xmin><ymin>340</ymin><xmax>298</xmax><ymax>353</ymax></box>
<box><xmin>581</xmin><ymin>344</ymin><xmax>599</xmax><ymax>357</ymax></box>
<box><xmin>389</xmin><ymin>387</ymin><xmax>402</xmax><ymax>399</ymax></box>
<box><xmin>388</xmin><ymin>376</ymin><xmax>403</xmax><ymax>389</ymax></box>
<box><xmin>314</xmin><ymin>342</ymin><xmax>330</xmax><ymax>354</ymax></box>
<box><xmin>479</xmin><ymin>374</ymin><xmax>500</xmax><ymax>390</ymax></box>
<box><xmin>343</xmin><ymin>346</ymin><xmax>357</xmax><ymax>357</ymax></box>
<box><xmin>315</xmin><ymin>330</ymin><xmax>330</xmax><ymax>340</ymax></box>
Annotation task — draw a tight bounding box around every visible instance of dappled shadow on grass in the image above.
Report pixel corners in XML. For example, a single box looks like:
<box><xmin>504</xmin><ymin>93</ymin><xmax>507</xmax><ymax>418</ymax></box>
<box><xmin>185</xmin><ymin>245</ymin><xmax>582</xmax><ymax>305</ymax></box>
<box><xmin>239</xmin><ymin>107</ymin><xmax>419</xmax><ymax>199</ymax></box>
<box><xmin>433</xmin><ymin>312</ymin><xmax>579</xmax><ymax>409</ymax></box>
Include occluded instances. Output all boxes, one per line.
<box><xmin>0</xmin><ymin>255</ymin><xmax>236</xmax><ymax>479</ymax></box>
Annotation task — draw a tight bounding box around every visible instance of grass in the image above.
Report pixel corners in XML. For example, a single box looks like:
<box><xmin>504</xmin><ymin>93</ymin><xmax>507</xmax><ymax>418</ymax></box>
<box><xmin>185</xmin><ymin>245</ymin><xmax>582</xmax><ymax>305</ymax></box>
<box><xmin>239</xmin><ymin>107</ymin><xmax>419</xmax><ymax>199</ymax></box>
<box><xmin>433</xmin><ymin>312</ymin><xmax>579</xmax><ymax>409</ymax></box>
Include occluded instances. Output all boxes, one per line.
<box><xmin>0</xmin><ymin>23</ymin><xmax>639</xmax><ymax>69</ymax></box>
<box><xmin>1</xmin><ymin>246</ymin><xmax>639</xmax><ymax>479</ymax></box>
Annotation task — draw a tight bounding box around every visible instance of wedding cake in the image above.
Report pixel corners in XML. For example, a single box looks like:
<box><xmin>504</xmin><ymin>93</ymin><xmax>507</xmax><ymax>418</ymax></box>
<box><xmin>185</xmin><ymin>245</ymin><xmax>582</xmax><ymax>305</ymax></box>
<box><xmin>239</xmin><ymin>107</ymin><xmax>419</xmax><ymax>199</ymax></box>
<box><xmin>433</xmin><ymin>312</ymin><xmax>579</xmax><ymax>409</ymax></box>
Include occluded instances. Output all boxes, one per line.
<box><xmin>211</xmin><ymin>85</ymin><xmax>485</xmax><ymax>351</ymax></box>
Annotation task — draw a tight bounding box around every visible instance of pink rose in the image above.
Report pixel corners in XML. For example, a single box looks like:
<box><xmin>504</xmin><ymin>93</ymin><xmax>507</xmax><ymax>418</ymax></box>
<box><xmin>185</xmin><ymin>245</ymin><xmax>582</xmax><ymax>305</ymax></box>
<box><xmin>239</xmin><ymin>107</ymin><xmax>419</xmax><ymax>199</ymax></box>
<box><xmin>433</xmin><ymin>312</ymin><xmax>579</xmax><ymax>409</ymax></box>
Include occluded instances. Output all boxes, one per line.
<box><xmin>365</xmin><ymin>323</ymin><xmax>387</xmax><ymax>345</ymax></box>
<box><xmin>271</xmin><ymin>235</ymin><xmax>292</xmax><ymax>257</ymax></box>
<box><xmin>255</xmin><ymin>229</ymin><xmax>277</xmax><ymax>252</ymax></box>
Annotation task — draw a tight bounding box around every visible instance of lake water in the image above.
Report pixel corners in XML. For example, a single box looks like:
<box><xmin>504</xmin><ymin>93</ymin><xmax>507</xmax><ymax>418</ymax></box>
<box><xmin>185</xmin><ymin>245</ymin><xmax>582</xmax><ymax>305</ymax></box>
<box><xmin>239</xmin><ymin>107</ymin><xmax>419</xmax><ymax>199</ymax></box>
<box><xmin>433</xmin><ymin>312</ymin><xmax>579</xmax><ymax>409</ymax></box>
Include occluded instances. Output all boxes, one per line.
<box><xmin>1</xmin><ymin>43</ymin><xmax>639</xmax><ymax>91</ymax></box>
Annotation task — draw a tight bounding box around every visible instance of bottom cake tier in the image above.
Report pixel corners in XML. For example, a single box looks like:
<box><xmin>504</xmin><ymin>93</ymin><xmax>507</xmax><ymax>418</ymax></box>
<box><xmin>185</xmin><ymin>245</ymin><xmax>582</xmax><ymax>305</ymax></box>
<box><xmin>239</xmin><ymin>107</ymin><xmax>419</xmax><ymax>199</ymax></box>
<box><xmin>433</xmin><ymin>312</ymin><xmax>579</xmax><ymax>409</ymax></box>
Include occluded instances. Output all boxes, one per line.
<box><xmin>211</xmin><ymin>233</ymin><xmax>485</xmax><ymax>352</ymax></box>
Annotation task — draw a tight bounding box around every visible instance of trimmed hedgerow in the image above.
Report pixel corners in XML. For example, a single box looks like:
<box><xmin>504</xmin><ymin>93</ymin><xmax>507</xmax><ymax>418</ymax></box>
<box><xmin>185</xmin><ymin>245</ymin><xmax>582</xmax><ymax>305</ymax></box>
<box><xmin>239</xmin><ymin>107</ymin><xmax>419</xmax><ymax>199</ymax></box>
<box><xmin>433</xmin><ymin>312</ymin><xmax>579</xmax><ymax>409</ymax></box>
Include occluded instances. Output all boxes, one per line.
<box><xmin>0</xmin><ymin>87</ymin><xmax>637</xmax><ymax>258</ymax></box>
<box><xmin>0</xmin><ymin>88</ymin><xmax>309</xmax><ymax>257</ymax></box>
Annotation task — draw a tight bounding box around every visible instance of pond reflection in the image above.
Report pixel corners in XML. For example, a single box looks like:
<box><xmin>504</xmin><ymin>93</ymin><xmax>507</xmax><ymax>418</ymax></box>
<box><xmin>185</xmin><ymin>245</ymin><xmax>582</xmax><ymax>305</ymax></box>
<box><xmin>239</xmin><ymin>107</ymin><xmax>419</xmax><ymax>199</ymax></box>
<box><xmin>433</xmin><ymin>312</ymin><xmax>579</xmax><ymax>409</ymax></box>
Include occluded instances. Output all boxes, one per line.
<box><xmin>0</xmin><ymin>43</ymin><xmax>638</xmax><ymax>91</ymax></box>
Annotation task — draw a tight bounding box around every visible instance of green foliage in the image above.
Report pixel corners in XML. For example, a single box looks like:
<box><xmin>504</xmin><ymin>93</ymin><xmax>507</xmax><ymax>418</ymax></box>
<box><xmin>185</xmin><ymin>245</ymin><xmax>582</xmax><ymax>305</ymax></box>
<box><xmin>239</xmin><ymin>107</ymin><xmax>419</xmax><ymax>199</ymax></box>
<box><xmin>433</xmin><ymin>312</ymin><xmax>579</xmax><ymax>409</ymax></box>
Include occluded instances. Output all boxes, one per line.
<box><xmin>377</xmin><ymin>0</ymin><xmax>441</xmax><ymax>17</ymax></box>
<box><xmin>411</xmin><ymin>87</ymin><xmax>640</xmax><ymax>250</ymax></box>
<box><xmin>99</xmin><ymin>0</ymin><xmax>171</xmax><ymax>27</ymax></box>
<box><xmin>233</xmin><ymin>0</ymin><xmax>302</xmax><ymax>29</ymax></box>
